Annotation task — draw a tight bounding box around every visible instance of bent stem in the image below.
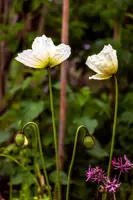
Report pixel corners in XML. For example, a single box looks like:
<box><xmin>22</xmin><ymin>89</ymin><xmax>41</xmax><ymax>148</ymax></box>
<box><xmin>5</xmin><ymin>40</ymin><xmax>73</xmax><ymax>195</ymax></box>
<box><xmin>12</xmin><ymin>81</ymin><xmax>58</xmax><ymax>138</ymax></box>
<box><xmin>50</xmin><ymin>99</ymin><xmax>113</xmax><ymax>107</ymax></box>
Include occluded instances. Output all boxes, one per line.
<box><xmin>48</xmin><ymin>67</ymin><xmax>61</xmax><ymax>200</ymax></box>
<box><xmin>66</xmin><ymin>125</ymin><xmax>93</xmax><ymax>200</ymax></box>
<box><xmin>103</xmin><ymin>75</ymin><xmax>118</xmax><ymax>200</ymax></box>
<box><xmin>22</xmin><ymin>122</ymin><xmax>52</xmax><ymax>200</ymax></box>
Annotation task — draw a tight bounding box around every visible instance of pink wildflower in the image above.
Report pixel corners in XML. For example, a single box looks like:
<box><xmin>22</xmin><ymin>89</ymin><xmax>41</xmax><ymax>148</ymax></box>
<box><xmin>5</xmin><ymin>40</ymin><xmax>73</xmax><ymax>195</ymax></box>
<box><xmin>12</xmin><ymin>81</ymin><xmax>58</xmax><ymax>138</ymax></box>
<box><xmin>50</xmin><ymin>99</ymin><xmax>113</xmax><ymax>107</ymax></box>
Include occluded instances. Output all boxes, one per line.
<box><xmin>104</xmin><ymin>177</ymin><xmax>120</xmax><ymax>193</ymax></box>
<box><xmin>86</xmin><ymin>166</ymin><xmax>106</xmax><ymax>183</ymax></box>
<box><xmin>112</xmin><ymin>155</ymin><xmax>133</xmax><ymax>173</ymax></box>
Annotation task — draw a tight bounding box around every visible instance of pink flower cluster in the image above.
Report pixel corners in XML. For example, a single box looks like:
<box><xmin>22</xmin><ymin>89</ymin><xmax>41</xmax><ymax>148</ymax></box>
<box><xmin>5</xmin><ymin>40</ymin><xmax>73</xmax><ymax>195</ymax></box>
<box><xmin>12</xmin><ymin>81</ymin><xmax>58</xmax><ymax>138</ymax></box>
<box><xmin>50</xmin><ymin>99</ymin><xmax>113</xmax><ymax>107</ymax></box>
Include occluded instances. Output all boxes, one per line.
<box><xmin>86</xmin><ymin>155</ymin><xmax>133</xmax><ymax>194</ymax></box>
<box><xmin>104</xmin><ymin>177</ymin><xmax>120</xmax><ymax>193</ymax></box>
<box><xmin>86</xmin><ymin>166</ymin><xmax>106</xmax><ymax>183</ymax></box>
<box><xmin>111</xmin><ymin>154</ymin><xmax>133</xmax><ymax>173</ymax></box>
<box><xmin>86</xmin><ymin>166</ymin><xmax>120</xmax><ymax>193</ymax></box>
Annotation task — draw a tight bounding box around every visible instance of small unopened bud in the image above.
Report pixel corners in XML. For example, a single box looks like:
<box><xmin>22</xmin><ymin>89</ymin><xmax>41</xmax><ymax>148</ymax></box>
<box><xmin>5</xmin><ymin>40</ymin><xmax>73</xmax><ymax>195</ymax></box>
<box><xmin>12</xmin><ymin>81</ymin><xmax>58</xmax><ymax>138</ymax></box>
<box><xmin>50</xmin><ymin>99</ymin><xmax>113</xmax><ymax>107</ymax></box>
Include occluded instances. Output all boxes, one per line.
<box><xmin>98</xmin><ymin>185</ymin><xmax>105</xmax><ymax>193</ymax></box>
<box><xmin>15</xmin><ymin>131</ymin><xmax>28</xmax><ymax>147</ymax></box>
<box><xmin>83</xmin><ymin>136</ymin><xmax>95</xmax><ymax>149</ymax></box>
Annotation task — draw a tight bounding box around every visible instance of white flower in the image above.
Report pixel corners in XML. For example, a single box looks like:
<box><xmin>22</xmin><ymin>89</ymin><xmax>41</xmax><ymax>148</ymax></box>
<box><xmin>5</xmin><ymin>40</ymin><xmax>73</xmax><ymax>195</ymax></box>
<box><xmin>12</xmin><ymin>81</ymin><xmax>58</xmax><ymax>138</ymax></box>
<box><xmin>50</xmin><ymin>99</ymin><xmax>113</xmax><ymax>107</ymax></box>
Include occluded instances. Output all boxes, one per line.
<box><xmin>86</xmin><ymin>44</ymin><xmax>118</xmax><ymax>80</ymax></box>
<box><xmin>15</xmin><ymin>35</ymin><xmax>71</xmax><ymax>68</ymax></box>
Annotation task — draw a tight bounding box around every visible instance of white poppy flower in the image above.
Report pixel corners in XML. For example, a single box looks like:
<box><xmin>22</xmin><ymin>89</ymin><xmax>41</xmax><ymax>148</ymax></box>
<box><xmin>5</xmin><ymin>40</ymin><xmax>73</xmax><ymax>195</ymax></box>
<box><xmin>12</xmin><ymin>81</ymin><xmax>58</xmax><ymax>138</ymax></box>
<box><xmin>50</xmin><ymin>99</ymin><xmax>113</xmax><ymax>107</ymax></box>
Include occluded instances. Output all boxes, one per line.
<box><xmin>15</xmin><ymin>35</ymin><xmax>71</xmax><ymax>68</ymax></box>
<box><xmin>86</xmin><ymin>44</ymin><xmax>118</xmax><ymax>80</ymax></box>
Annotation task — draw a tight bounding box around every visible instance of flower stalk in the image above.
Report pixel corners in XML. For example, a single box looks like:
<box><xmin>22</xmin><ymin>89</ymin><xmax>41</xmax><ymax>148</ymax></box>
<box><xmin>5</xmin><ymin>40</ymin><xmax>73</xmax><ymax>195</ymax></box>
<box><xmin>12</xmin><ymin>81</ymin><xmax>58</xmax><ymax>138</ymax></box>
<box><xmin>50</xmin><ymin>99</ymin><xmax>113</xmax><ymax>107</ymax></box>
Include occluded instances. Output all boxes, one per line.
<box><xmin>48</xmin><ymin>67</ymin><xmax>61</xmax><ymax>200</ymax></box>
<box><xmin>107</xmin><ymin>75</ymin><xmax>118</xmax><ymax>178</ymax></box>
<box><xmin>103</xmin><ymin>75</ymin><xmax>118</xmax><ymax>200</ymax></box>
<box><xmin>22</xmin><ymin>122</ymin><xmax>52</xmax><ymax>200</ymax></box>
<box><xmin>66</xmin><ymin>125</ymin><xmax>95</xmax><ymax>200</ymax></box>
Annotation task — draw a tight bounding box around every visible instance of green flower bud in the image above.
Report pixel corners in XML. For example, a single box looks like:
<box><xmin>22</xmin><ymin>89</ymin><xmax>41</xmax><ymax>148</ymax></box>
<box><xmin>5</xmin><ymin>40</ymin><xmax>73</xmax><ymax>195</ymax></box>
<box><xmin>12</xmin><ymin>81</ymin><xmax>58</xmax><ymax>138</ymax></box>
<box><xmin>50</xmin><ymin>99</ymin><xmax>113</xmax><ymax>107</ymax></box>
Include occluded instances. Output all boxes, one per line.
<box><xmin>15</xmin><ymin>131</ymin><xmax>28</xmax><ymax>147</ymax></box>
<box><xmin>83</xmin><ymin>136</ymin><xmax>95</xmax><ymax>149</ymax></box>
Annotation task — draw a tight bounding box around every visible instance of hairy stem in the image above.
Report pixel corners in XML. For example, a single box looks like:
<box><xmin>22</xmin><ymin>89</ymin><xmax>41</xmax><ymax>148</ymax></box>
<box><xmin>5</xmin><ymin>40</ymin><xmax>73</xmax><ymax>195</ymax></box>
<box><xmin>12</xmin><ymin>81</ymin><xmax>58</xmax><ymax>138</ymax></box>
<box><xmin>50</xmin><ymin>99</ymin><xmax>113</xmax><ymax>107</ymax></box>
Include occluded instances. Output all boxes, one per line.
<box><xmin>107</xmin><ymin>76</ymin><xmax>118</xmax><ymax>177</ymax></box>
<box><xmin>103</xmin><ymin>75</ymin><xmax>118</xmax><ymax>200</ymax></box>
<box><xmin>48</xmin><ymin>68</ymin><xmax>61</xmax><ymax>200</ymax></box>
<box><xmin>23</xmin><ymin>122</ymin><xmax>52</xmax><ymax>200</ymax></box>
<box><xmin>66</xmin><ymin>125</ymin><xmax>93</xmax><ymax>200</ymax></box>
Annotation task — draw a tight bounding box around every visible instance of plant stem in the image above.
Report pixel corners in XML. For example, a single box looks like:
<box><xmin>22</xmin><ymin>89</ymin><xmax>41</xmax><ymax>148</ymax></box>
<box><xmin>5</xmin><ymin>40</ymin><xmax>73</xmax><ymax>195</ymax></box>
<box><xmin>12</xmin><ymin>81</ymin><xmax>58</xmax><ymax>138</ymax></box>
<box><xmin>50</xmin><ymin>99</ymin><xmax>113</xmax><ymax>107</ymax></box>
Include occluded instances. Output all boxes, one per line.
<box><xmin>48</xmin><ymin>67</ymin><xmax>61</xmax><ymax>200</ymax></box>
<box><xmin>66</xmin><ymin>125</ymin><xmax>93</xmax><ymax>200</ymax></box>
<box><xmin>103</xmin><ymin>75</ymin><xmax>118</xmax><ymax>200</ymax></box>
<box><xmin>23</xmin><ymin>122</ymin><xmax>52</xmax><ymax>200</ymax></box>
<box><xmin>113</xmin><ymin>192</ymin><xmax>116</xmax><ymax>200</ymax></box>
<box><xmin>107</xmin><ymin>75</ymin><xmax>118</xmax><ymax>177</ymax></box>
<box><xmin>9</xmin><ymin>162</ymin><xmax>13</xmax><ymax>200</ymax></box>
<box><xmin>117</xmin><ymin>171</ymin><xmax>121</xmax><ymax>183</ymax></box>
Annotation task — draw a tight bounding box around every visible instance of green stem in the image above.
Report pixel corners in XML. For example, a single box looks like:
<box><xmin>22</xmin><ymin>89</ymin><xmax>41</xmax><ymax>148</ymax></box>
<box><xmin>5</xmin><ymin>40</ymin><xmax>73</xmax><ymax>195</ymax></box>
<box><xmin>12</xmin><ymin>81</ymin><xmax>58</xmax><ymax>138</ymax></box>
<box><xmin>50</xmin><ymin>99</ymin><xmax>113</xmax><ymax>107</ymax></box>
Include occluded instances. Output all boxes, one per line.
<box><xmin>22</xmin><ymin>122</ymin><xmax>52</xmax><ymax>200</ymax></box>
<box><xmin>107</xmin><ymin>75</ymin><xmax>118</xmax><ymax>177</ymax></box>
<box><xmin>9</xmin><ymin>162</ymin><xmax>13</xmax><ymax>200</ymax></box>
<box><xmin>33</xmin><ymin>130</ymin><xmax>38</xmax><ymax>196</ymax></box>
<box><xmin>0</xmin><ymin>153</ymin><xmax>39</xmax><ymax>187</ymax></box>
<box><xmin>48</xmin><ymin>67</ymin><xmax>61</xmax><ymax>200</ymax></box>
<box><xmin>66</xmin><ymin>125</ymin><xmax>93</xmax><ymax>200</ymax></box>
<box><xmin>117</xmin><ymin>171</ymin><xmax>121</xmax><ymax>183</ymax></box>
<box><xmin>103</xmin><ymin>75</ymin><xmax>118</xmax><ymax>200</ymax></box>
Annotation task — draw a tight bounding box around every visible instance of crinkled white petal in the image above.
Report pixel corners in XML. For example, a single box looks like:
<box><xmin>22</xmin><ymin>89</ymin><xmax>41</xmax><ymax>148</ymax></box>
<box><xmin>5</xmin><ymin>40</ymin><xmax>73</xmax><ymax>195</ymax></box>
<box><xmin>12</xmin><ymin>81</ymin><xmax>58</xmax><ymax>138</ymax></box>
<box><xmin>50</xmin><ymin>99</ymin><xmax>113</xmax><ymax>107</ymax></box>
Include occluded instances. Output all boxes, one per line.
<box><xmin>86</xmin><ymin>54</ymin><xmax>105</xmax><ymax>74</ymax></box>
<box><xmin>16</xmin><ymin>35</ymin><xmax>71</xmax><ymax>69</ymax></box>
<box><xmin>15</xmin><ymin>50</ymin><xmax>47</xmax><ymax>68</ymax></box>
<box><xmin>86</xmin><ymin>44</ymin><xmax>118</xmax><ymax>77</ymax></box>
<box><xmin>89</xmin><ymin>73</ymin><xmax>112</xmax><ymax>80</ymax></box>
<box><xmin>99</xmin><ymin>44</ymin><xmax>118</xmax><ymax>74</ymax></box>
<box><xmin>50</xmin><ymin>44</ymin><xmax>71</xmax><ymax>67</ymax></box>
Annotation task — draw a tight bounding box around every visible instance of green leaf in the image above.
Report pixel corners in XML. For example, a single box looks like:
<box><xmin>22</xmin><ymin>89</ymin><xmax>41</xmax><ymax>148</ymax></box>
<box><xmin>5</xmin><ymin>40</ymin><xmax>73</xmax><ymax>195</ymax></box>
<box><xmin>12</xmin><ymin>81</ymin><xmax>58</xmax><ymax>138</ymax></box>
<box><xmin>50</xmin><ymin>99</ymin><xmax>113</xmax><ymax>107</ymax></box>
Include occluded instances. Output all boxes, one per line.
<box><xmin>120</xmin><ymin>111</ymin><xmax>133</xmax><ymax>124</ymax></box>
<box><xmin>88</xmin><ymin>139</ymin><xmax>108</xmax><ymax>158</ymax></box>
<box><xmin>0</xmin><ymin>132</ymin><xmax>11</xmax><ymax>143</ymax></box>
<box><xmin>73</xmin><ymin>116</ymin><xmax>98</xmax><ymax>134</ymax></box>
<box><xmin>18</xmin><ymin>100</ymin><xmax>45</xmax><ymax>125</ymax></box>
<box><xmin>49</xmin><ymin>170</ymin><xmax>68</xmax><ymax>185</ymax></box>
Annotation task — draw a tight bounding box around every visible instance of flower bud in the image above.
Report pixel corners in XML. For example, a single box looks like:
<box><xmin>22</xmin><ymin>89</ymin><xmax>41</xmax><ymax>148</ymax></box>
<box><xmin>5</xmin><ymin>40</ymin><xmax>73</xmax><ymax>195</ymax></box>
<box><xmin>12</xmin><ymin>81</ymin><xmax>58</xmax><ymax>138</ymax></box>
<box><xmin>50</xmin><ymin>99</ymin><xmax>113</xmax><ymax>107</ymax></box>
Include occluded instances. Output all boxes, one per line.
<box><xmin>83</xmin><ymin>136</ymin><xmax>95</xmax><ymax>149</ymax></box>
<box><xmin>98</xmin><ymin>185</ymin><xmax>105</xmax><ymax>193</ymax></box>
<box><xmin>15</xmin><ymin>131</ymin><xmax>28</xmax><ymax>147</ymax></box>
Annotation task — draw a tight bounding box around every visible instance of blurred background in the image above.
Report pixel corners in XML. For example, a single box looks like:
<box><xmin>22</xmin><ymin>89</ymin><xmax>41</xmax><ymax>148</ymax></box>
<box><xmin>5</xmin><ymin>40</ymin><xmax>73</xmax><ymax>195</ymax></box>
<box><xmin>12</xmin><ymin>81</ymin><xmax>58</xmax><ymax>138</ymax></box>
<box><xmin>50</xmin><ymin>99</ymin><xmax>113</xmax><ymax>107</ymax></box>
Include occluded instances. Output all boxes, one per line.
<box><xmin>0</xmin><ymin>0</ymin><xmax>133</xmax><ymax>199</ymax></box>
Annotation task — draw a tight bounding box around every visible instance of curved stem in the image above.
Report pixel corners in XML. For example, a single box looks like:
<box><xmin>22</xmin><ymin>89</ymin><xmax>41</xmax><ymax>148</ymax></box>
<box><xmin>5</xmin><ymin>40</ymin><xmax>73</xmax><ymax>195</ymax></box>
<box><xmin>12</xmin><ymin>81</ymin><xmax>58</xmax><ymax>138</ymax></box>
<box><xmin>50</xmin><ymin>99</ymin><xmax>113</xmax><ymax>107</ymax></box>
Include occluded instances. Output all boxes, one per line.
<box><xmin>0</xmin><ymin>153</ymin><xmax>39</xmax><ymax>187</ymax></box>
<box><xmin>66</xmin><ymin>125</ymin><xmax>93</xmax><ymax>200</ymax></box>
<box><xmin>48</xmin><ymin>67</ymin><xmax>61</xmax><ymax>200</ymax></box>
<box><xmin>103</xmin><ymin>75</ymin><xmax>118</xmax><ymax>200</ymax></box>
<box><xmin>22</xmin><ymin>122</ymin><xmax>52</xmax><ymax>200</ymax></box>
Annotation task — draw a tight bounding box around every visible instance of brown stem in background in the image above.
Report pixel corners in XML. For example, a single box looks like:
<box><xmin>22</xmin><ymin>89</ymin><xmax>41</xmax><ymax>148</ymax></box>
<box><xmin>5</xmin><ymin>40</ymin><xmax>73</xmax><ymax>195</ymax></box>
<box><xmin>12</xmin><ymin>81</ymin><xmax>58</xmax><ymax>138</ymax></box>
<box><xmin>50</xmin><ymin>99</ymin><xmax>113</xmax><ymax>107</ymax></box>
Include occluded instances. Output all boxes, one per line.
<box><xmin>113</xmin><ymin>19</ymin><xmax>121</xmax><ymax>41</ymax></box>
<box><xmin>38</xmin><ymin>4</ymin><xmax>47</xmax><ymax>35</ymax></box>
<box><xmin>58</xmin><ymin>0</ymin><xmax>70</xmax><ymax>171</ymax></box>
<box><xmin>0</xmin><ymin>0</ymin><xmax>13</xmax><ymax>114</ymax></box>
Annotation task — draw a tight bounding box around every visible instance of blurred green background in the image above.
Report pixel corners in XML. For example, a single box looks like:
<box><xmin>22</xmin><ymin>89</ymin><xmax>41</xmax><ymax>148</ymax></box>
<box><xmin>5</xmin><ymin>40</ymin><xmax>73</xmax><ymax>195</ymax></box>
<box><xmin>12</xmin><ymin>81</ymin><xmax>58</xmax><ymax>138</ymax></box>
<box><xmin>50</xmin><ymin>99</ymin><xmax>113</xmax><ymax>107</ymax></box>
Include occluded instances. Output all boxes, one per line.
<box><xmin>0</xmin><ymin>0</ymin><xmax>133</xmax><ymax>199</ymax></box>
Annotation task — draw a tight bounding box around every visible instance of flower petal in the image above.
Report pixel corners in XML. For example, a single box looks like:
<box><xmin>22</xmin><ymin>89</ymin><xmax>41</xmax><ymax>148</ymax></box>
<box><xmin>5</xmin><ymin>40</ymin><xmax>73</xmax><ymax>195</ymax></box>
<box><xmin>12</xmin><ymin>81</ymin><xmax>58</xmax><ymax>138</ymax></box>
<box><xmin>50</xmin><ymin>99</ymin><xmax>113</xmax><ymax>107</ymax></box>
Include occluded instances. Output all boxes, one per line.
<box><xmin>32</xmin><ymin>35</ymin><xmax>56</xmax><ymax>62</ymax></box>
<box><xmin>16</xmin><ymin>35</ymin><xmax>71</xmax><ymax>69</ymax></box>
<box><xmin>50</xmin><ymin>44</ymin><xmax>71</xmax><ymax>67</ymax></box>
<box><xmin>99</xmin><ymin>44</ymin><xmax>118</xmax><ymax>74</ymax></box>
<box><xmin>15</xmin><ymin>50</ymin><xmax>47</xmax><ymax>68</ymax></box>
<box><xmin>86</xmin><ymin>44</ymin><xmax>118</xmax><ymax>76</ymax></box>
<box><xmin>89</xmin><ymin>74</ymin><xmax>112</xmax><ymax>80</ymax></box>
<box><xmin>86</xmin><ymin>55</ymin><xmax>103</xmax><ymax>74</ymax></box>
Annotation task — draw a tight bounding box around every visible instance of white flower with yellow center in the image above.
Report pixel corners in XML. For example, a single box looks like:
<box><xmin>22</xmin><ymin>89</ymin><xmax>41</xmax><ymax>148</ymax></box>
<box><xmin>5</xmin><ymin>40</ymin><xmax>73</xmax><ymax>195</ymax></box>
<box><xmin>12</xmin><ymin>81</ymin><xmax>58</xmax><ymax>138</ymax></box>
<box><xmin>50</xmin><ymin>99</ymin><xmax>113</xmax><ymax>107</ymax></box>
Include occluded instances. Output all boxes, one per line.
<box><xmin>86</xmin><ymin>44</ymin><xmax>118</xmax><ymax>80</ymax></box>
<box><xmin>15</xmin><ymin>35</ymin><xmax>71</xmax><ymax>68</ymax></box>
